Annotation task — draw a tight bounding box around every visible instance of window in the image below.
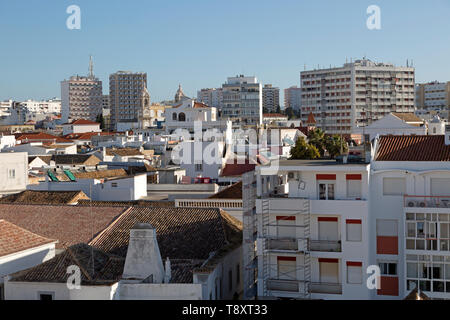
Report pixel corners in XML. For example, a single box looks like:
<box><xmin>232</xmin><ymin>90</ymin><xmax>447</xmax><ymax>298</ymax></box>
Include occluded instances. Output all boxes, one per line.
<box><xmin>346</xmin><ymin>179</ymin><xmax>361</xmax><ymax>198</ymax></box>
<box><xmin>379</xmin><ymin>262</ymin><xmax>397</xmax><ymax>275</ymax></box>
<box><xmin>431</xmin><ymin>178</ymin><xmax>450</xmax><ymax>196</ymax></box>
<box><xmin>377</xmin><ymin>219</ymin><xmax>398</xmax><ymax>237</ymax></box>
<box><xmin>178</xmin><ymin>112</ymin><xmax>186</xmax><ymax>122</ymax></box>
<box><xmin>7</xmin><ymin>169</ymin><xmax>15</xmax><ymax>179</ymax></box>
<box><xmin>111</xmin><ymin>182</ymin><xmax>118</xmax><ymax>188</ymax></box>
<box><xmin>38</xmin><ymin>292</ymin><xmax>54</xmax><ymax>300</ymax></box>
<box><xmin>347</xmin><ymin>262</ymin><xmax>363</xmax><ymax>284</ymax></box>
<box><xmin>318</xmin><ymin>183</ymin><xmax>335</xmax><ymax>200</ymax></box>
<box><xmin>195</xmin><ymin>164</ymin><xmax>202</xmax><ymax>172</ymax></box>
<box><xmin>172</xmin><ymin>113</ymin><xmax>177</xmax><ymax>121</ymax></box>
<box><xmin>346</xmin><ymin>219</ymin><xmax>362</xmax><ymax>242</ymax></box>
<box><xmin>382</xmin><ymin>177</ymin><xmax>406</xmax><ymax>195</ymax></box>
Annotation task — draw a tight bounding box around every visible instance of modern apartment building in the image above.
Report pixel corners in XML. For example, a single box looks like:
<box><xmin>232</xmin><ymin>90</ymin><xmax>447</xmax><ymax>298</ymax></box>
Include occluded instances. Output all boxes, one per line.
<box><xmin>262</xmin><ymin>84</ymin><xmax>280</xmax><ymax>112</ymax></box>
<box><xmin>253</xmin><ymin>128</ymin><xmax>450</xmax><ymax>300</ymax></box>
<box><xmin>300</xmin><ymin>58</ymin><xmax>415</xmax><ymax>134</ymax></box>
<box><xmin>61</xmin><ymin>76</ymin><xmax>103</xmax><ymax>123</ymax></box>
<box><xmin>255</xmin><ymin>158</ymin><xmax>371</xmax><ymax>300</ymax></box>
<box><xmin>109</xmin><ymin>71</ymin><xmax>150</xmax><ymax>130</ymax></box>
<box><xmin>197</xmin><ymin>88</ymin><xmax>223</xmax><ymax>109</ymax></box>
<box><xmin>415</xmin><ymin>81</ymin><xmax>450</xmax><ymax>112</ymax></box>
<box><xmin>284</xmin><ymin>86</ymin><xmax>302</xmax><ymax>112</ymax></box>
<box><xmin>20</xmin><ymin>99</ymin><xmax>61</xmax><ymax>114</ymax></box>
<box><xmin>221</xmin><ymin>75</ymin><xmax>262</xmax><ymax>125</ymax></box>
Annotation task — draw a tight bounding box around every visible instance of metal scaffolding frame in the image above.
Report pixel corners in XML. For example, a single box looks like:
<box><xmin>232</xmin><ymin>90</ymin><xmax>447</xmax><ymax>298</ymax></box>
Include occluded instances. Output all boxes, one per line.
<box><xmin>261</xmin><ymin>198</ymin><xmax>311</xmax><ymax>299</ymax></box>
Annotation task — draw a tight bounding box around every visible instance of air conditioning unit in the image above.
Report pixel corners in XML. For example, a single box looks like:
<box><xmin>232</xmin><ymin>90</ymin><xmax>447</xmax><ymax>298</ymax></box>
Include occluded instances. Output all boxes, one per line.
<box><xmin>288</xmin><ymin>171</ymin><xmax>299</xmax><ymax>181</ymax></box>
<box><xmin>419</xmin><ymin>201</ymin><xmax>426</xmax><ymax>208</ymax></box>
<box><xmin>407</xmin><ymin>201</ymin><xmax>415</xmax><ymax>207</ymax></box>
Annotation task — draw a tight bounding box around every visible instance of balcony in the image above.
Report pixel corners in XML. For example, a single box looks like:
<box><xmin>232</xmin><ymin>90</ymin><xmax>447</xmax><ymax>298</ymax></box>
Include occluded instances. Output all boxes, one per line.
<box><xmin>267</xmin><ymin>279</ymin><xmax>300</xmax><ymax>292</ymax></box>
<box><xmin>310</xmin><ymin>282</ymin><xmax>342</xmax><ymax>294</ymax></box>
<box><xmin>404</xmin><ymin>195</ymin><xmax>450</xmax><ymax>209</ymax></box>
<box><xmin>266</xmin><ymin>238</ymin><xmax>307</xmax><ymax>252</ymax></box>
<box><xmin>310</xmin><ymin>240</ymin><xmax>342</xmax><ymax>252</ymax></box>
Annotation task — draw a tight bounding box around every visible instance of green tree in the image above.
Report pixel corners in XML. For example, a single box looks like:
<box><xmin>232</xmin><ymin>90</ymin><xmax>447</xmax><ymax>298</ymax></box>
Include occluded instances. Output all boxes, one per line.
<box><xmin>289</xmin><ymin>137</ymin><xmax>320</xmax><ymax>160</ymax></box>
<box><xmin>276</xmin><ymin>105</ymin><xmax>281</xmax><ymax>114</ymax></box>
<box><xmin>307</xmin><ymin>128</ymin><xmax>326</xmax><ymax>157</ymax></box>
<box><xmin>284</xmin><ymin>107</ymin><xmax>295</xmax><ymax>120</ymax></box>
<box><xmin>96</xmin><ymin>113</ymin><xmax>105</xmax><ymax>130</ymax></box>
<box><xmin>325</xmin><ymin>134</ymin><xmax>349</xmax><ymax>159</ymax></box>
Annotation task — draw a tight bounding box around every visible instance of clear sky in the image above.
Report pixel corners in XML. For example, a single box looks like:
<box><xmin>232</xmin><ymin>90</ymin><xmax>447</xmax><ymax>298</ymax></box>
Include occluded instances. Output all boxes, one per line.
<box><xmin>1</xmin><ymin>0</ymin><xmax>450</xmax><ymax>104</ymax></box>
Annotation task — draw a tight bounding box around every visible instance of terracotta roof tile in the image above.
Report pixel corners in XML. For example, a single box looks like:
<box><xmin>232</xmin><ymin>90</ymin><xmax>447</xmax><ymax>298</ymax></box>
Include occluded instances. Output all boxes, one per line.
<box><xmin>57</xmin><ymin>169</ymin><xmax>128</xmax><ymax>181</ymax></box>
<box><xmin>106</xmin><ymin>148</ymin><xmax>143</xmax><ymax>156</ymax></box>
<box><xmin>15</xmin><ymin>132</ymin><xmax>72</xmax><ymax>143</ymax></box>
<box><xmin>220</xmin><ymin>160</ymin><xmax>256</xmax><ymax>177</ymax></box>
<box><xmin>209</xmin><ymin>181</ymin><xmax>242</xmax><ymax>199</ymax></box>
<box><xmin>70</xmin><ymin>119</ymin><xmax>100</xmax><ymax>125</ymax></box>
<box><xmin>375</xmin><ymin>135</ymin><xmax>450</xmax><ymax>161</ymax></box>
<box><xmin>77</xmin><ymin>200</ymin><xmax>175</xmax><ymax>208</ymax></box>
<box><xmin>392</xmin><ymin>112</ymin><xmax>423</xmax><ymax>123</ymax></box>
<box><xmin>0</xmin><ymin>204</ymin><xmax>128</xmax><ymax>249</ymax></box>
<box><xmin>0</xmin><ymin>219</ymin><xmax>57</xmax><ymax>257</ymax></box>
<box><xmin>9</xmin><ymin>243</ymin><xmax>124</xmax><ymax>285</ymax></box>
<box><xmin>0</xmin><ymin>190</ymin><xmax>89</xmax><ymax>205</ymax></box>
<box><xmin>306</xmin><ymin>112</ymin><xmax>316</xmax><ymax>124</ymax></box>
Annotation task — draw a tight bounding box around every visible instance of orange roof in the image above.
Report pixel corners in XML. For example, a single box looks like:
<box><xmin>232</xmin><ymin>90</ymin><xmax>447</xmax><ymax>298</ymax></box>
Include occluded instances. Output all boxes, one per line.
<box><xmin>220</xmin><ymin>160</ymin><xmax>256</xmax><ymax>177</ymax></box>
<box><xmin>0</xmin><ymin>219</ymin><xmax>57</xmax><ymax>257</ymax></box>
<box><xmin>193</xmin><ymin>102</ymin><xmax>211</xmax><ymax>108</ymax></box>
<box><xmin>375</xmin><ymin>135</ymin><xmax>450</xmax><ymax>161</ymax></box>
<box><xmin>63</xmin><ymin>132</ymin><xmax>115</xmax><ymax>140</ymax></box>
<box><xmin>306</xmin><ymin>112</ymin><xmax>316</xmax><ymax>124</ymax></box>
<box><xmin>15</xmin><ymin>132</ymin><xmax>72</xmax><ymax>143</ymax></box>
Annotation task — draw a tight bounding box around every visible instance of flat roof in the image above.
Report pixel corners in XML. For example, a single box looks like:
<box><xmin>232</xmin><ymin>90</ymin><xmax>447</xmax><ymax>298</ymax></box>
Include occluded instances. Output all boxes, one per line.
<box><xmin>268</xmin><ymin>159</ymin><xmax>369</xmax><ymax>167</ymax></box>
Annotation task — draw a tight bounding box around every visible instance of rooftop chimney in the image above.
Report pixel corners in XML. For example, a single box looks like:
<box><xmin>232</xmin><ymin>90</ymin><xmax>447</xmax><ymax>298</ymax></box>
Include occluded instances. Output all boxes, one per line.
<box><xmin>122</xmin><ymin>223</ymin><xmax>165</xmax><ymax>283</ymax></box>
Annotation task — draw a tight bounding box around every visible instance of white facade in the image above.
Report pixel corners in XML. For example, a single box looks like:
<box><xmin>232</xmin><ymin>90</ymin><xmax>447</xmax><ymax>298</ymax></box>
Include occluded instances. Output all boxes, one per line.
<box><xmin>28</xmin><ymin>173</ymin><xmax>147</xmax><ymax>201</ymax></box>
<box><xmin>353</xmin><ymin>113</ymin><xmax>426</xmax><ymax>141</ymax></box>
<box><xmin>256</xmin><ymin>160</ymin><xmax>371</xmax><ymax>300</ymax></box>
<box><xmin>284</xmin><ymin>86</ymin><xmax>302</xmax><ymax>111</ymax></box>
<box><xmin>0</xmin><ymin>135</ymin><xmax>16</xmax><ymax>151</ymax></box>
<box><xmin>222</xmin><ymin>75</ymin><xmax>263</xmax><ymax>125</ymax></box>
<box><xmin>0</xmin><ymin>152</ymin><xmax>28</xmax><ymax>196</ymax></box>
<box><xmin>62</xmin><ymin>122</ymin><xmax>101</xmax><ymax>135</ymax></box>
<box><xmin>301</xmin><ymin>59</ymin><xmax>415</xmax><ymax>134</ymax></box>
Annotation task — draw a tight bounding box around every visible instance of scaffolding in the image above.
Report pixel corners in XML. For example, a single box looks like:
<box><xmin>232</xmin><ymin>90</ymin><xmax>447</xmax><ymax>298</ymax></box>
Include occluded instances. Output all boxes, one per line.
<box><xmin>261</xmin><ymin>198</ymin><xmax>311</xmax><ymax>299</ymax></box>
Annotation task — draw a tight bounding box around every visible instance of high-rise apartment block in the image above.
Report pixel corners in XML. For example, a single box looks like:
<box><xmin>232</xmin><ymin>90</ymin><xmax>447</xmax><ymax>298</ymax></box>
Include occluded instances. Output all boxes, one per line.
<box><xmin>284</xmin><ymin>86</ymin><xmax>302</xmax><ymax>112</ymax></box>
<box><xmin>109</xmin><ymin>71</ymin><xmax>150</xmax><ymax>130</ymax></box>
<box><xmin>197</xmin><ymin>88</ymin><xmax>223</xmax><ymax>108</ymax></box>
<box><xmin>262</xmin><ymin>84</ymin><xmax>280</xmax><ymax>112</ymax></box>
<box><xmin>221</xmin><ymin>75</ymin><xmax>262</xmax><ymax>125</ymax></box>
<box><xmin>415</xmin><ymin>81</ymin><xmax>450</xmax><ymax>112</ymax></box>
<box><xmin>61</xmin><ymin>57</ymin><xmax>103</xmax><ymax>123</ymax></box>
<box><xmin>300</xmin><ymin>58</ymin><xmax>415</xmax><ymax>134</ymax></box>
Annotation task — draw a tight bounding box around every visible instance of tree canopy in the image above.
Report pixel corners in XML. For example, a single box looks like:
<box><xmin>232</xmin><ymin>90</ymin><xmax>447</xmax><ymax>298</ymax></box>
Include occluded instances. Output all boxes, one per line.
<box><xmin>289</xmin><ymin>136</ymin><xmax>320</xmax><ymax>160</ymax></box>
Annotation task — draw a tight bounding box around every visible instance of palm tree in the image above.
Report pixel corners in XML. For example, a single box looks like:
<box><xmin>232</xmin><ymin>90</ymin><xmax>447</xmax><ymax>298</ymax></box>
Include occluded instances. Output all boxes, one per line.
<box><xmin>307</xmin><ymin>128</ymin><xmax>326</xmax><ymax>156</ymax></box>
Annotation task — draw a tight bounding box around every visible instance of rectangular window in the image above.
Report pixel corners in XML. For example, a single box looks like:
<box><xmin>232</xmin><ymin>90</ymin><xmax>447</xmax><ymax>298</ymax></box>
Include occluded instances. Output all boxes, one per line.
<box><xmin>382</xmin><ymin>177</ymin><xmax>406</xmax><ymax>196</ymax></box>
<box><xmin>346</xmin><ymin>179</ymin><xmax>362</xmax><ymax>198</ymax></box>
<box><xmin>7</xmin><ymin>169</ymin><xmax>15</xmax><ymax>179</ymax></box>
<box><xmin>277</xmin><ymin>257</ymin><xmax>297</xmax><ymax>280</ymax></box>
<box><xmin>38</xmin><ymin>292</ymin><xmax>54</xmax><ymax>300</ymax></box>
<box><xmin>379</xmin><ymin>262</ymin><xmax>397</xmax><ymax>275</ymax></box>
<box><xmin>347</xmin><ymin>262</ymin><xmax>363</xmax><ymax>284</ymax></box>
<box><xmin>195</xmin><ymin>164</ymin><xmax>203</xmax><ymax>172</ymax></box>
<box><xmin>318</xmin><ymin>183</ymin><xmax>335</xmax><ymax>200</ymax></box>
<box><xmin>431</xmin><ymin>178</ymin><xmax>450</xmax><ymax>196</ymax></box>
<box><xmin>111</xmin><ymin>182</ymin><xmax>118</xmax><ymax>188</ymax></box>
<box><xmin>346</xmin><ymin>219</ymin><xmax>362</xmax><ymax>242</ymax></box>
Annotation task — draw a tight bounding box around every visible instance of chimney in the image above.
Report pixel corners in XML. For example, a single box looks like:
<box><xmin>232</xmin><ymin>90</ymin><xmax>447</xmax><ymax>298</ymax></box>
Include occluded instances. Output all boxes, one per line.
<box><xmin>122</xmin><ymin>223</ymin><xmax>165</xmax><ymax>283</ymax></box>
<box><xmin>446</xmin><ymin>125</ymin><xmax>450</xmax><ymax>146</ymax></box>
<box><xmin>164</xmin><ymin>257</ymin><xmax>171</xmax><ymax>283</ymax></box>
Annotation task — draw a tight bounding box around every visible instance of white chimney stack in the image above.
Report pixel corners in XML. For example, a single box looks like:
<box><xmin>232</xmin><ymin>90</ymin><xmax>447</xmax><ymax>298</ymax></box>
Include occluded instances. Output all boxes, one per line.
<box><xmin>164</xmin><ymin>257</ymin><xmax>171</xmax><ymax>283</ymax></box>
<box><xmin>122</xmin><ymin>223</ymin><xmax>165</xmax><ymax>283</ymax></box>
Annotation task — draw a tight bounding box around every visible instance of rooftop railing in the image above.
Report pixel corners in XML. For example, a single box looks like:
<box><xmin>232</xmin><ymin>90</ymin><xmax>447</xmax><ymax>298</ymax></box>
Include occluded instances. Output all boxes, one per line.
<box><xmin>404</xmin><ymin>195</ymin><xmax>450</xmax><ymax>209</ymax></box>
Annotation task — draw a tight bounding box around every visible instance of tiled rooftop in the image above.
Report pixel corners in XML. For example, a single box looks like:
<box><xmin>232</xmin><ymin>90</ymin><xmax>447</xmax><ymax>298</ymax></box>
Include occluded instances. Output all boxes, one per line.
<box><xmin>209</xmin><ymin>181</ymin><xmax>242</xmax><ymax>199</ymax></box>
<box><xmin>0</xmin><ymin>190</ymin><xmax>89</xmax><ymax>205</ymax></box>
<box><xmin>0</xmin><ymin>219</ymin><xmax>57</xmax><ymax>257</ymax></box>
<box><xmin>375</xmin><ymin>135</ymin><xmax>450</xmax><ymax>161</ymax></box>
<box><xmin>0</xmin><ymin>204</ymin><xmax>129</xmax><ymax>249</ymax></box>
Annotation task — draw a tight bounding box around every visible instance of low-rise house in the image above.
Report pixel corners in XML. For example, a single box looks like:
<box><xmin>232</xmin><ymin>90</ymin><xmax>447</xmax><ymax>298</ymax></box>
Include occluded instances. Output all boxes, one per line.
<box><xmin>0</xmin><ymin>220</ymin><xmax>57</xmax><ymax>300</ymax></box>
<box><xmin>28</xmin><ymin>169</ymin><xmax>147</xmax><ymax>201</ymax></box>
<box><xmin>0</xmin><ymin>152</ymin><xmax>28</xmax><ymax>197</ymax></box>
<box><xmin>3</xmin><ymin>206</ymin><xmax>243</xmax><ymax>300</ymax></box>
<box><xmin>263</xmin><ymin>113</ymin><xmax>288</xmax><ymax>125</ymax></box>
<box><xmin>62</xmin><ymin>119</ymin><xmax>101</xmax><ymax>136</ymax></box>
<box><xmin>0</xmin><ymin>134</ymin><xmax>15</xmax><ymax>150</ymax></box>
<box><xmin>0</xmin><ymin>190</ymin><xmax>89</xmax><ymax>205</ymax></box>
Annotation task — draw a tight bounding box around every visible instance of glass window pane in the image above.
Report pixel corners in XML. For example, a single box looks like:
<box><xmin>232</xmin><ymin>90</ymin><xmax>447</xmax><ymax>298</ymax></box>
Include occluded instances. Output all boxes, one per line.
<box><xmin>407</xmin><ymin>223</ymin><xmax>415</xmax><ymax>237</ymax></box>
<box><xmin>407</xmin><ymin>263</ymin><xmax>418</xmax><ymax>278</ymax></box>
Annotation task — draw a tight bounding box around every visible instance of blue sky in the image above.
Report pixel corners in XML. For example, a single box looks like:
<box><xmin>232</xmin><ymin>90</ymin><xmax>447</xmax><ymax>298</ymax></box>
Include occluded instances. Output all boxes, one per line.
<box><xmin>1</xmin><ymin>0</ymin><xmax>450</xmax><ymax>104</ymax></box>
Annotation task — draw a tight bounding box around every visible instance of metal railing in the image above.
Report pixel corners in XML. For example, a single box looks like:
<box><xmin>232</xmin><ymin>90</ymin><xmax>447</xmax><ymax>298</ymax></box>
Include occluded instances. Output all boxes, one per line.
<box><xmin>404</xmin><ymin>195</ymin><xmax>450</xmax><ymax>209</ymax></box>
<box><xmin>310</xmin><ymin>240</ymin><xmax>341</xmax><ymax>252</ymax></box>
<box><xmin>310</xmin><ymin>282</ymin><xmax>342</xmax><ymax>294</ymax></box>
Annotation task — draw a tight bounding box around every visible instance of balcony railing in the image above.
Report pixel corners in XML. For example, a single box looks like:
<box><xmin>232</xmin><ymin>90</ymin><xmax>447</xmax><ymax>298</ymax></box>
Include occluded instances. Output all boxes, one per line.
<box><xmin>267</xmin><ymin>279</ymin><xmax>300</xmax><ymax>292</ymax></box>
<box><xmin>310</xmin><ymin>282</ymin><xmax>342</xmax><ymax>294</ymax></box>
<box><xmin>267</xmin><ymin>238</ymin><xmax>307</xmax><ymax>252</ymax></box>
<box><xmin>404</xmin><ymin>195</ymin><xmax>450</xmax><ymax>209</ymax></box>
<box><xmin>310</xmin><ymin>240</ymin><xmax>341</xmax><ymax>252</ymax></box>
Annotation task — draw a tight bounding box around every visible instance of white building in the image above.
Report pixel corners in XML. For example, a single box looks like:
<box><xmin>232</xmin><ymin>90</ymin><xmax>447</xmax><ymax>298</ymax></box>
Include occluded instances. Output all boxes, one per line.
<box><xmin>0</xmin><ymin>152</ymin><xmax>28</xmax><ymax>197</ymax></box>
<box><xmin>427</xmin><ymin>115</ymin><xmax>446</xmax><ymax>135</ymax></box>
<box><xmin>62</xmin><ymin>119</ymin><xmax>101</xmax><ymax>135</ymax></box>
<box><xmin>0</xmin><ymin>220</ymin><xmax>57</xmax><ymax>300</ymax></box>
<box><xmin>255</xmin><ymin>159</ymin><xmax>371</xmax><ymax>300</ymax></box>
<box><xmin>353</xmin><ymin>112</ymin><xmax>426</xmax><ymax>141</ymax></box>
<box><xmin>0</xmin><ymin>135</ymin><xmax>16</xmax><ymax>151</ymax></box>
<box><xmin>20</xmin><ymin>99</ymin><xmax>61</xmax><ymax>114</ymax></box>
<box><xmin>301</xmin><ymin>58</ymin><xmax>415</xmax><ymax>134</ymax></box>
<box><xmin>197</xmin><ymin>88</ymin><xmax>223</xmax><ymax>108</ymax></box>
<box><xmin>222</xmin><ymin>75</ymin><xmax>263</xmax><ymax>125</ymax></box>
<box><xmin>262</xmin><ymin>84</ymin><xmax>280</xmax><ymax>112</ymax></box>
<box><xmin>369</xmin><ymin>132</ymin><xmax>450</xmax><ymax>299</ymax></box>
<box><xmin>415</xmin><ymin>81</ymin><xmax>450</xmax><ymax>112</ymax></box>
<box><xmin>284</xmin><ymin>86</ymin><xmax>302</xmax><ymax>112</ymax></box>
